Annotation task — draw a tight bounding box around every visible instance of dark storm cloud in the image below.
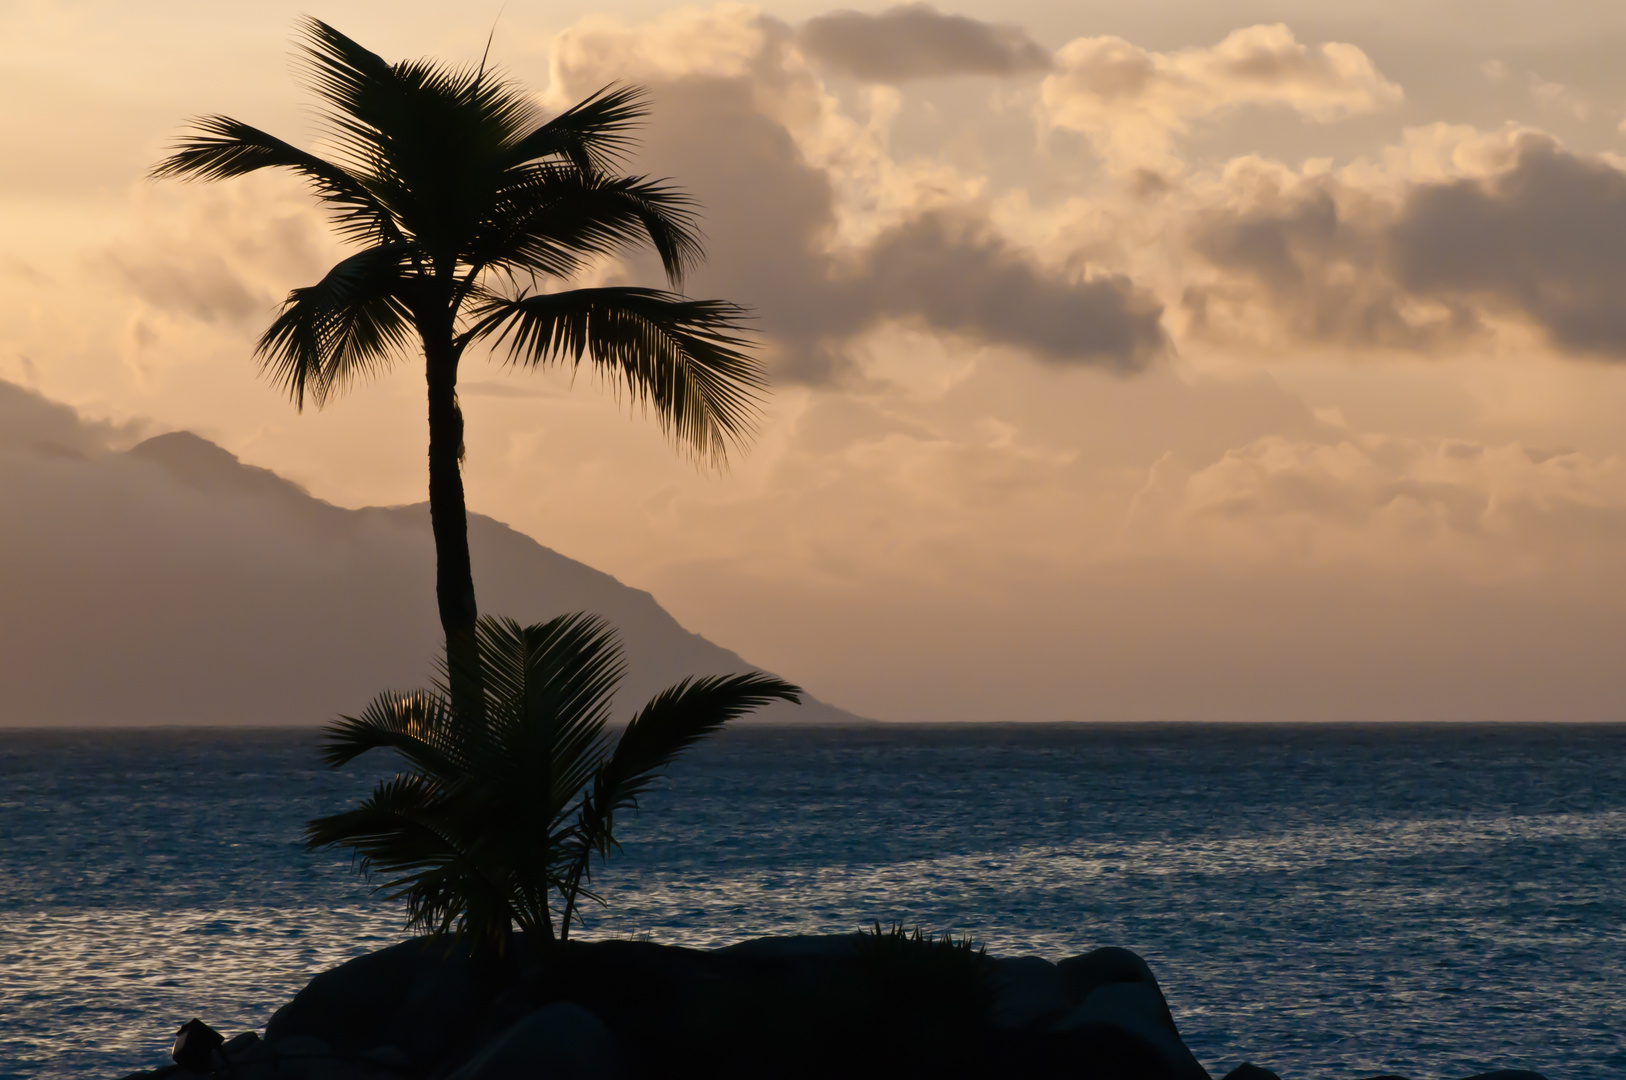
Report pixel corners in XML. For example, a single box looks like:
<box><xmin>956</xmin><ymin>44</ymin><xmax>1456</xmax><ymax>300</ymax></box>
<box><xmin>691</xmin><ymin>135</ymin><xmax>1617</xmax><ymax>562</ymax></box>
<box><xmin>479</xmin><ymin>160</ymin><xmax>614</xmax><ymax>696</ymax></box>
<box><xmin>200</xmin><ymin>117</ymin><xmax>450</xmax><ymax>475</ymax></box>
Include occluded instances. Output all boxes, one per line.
<box><xmin>797</xmin><ymin>4</ymin><xmax>1050</xmax><ymax>82</ymax></box>
<box><xmin>1188</xmin><ymin>139</ymin><xmax>1626</xmax><ymax>357</ymax></box>
<box><xmin>638</xmin><ymin>80</ymin><xmax>1165</xmax><ymax>383</ymax></box>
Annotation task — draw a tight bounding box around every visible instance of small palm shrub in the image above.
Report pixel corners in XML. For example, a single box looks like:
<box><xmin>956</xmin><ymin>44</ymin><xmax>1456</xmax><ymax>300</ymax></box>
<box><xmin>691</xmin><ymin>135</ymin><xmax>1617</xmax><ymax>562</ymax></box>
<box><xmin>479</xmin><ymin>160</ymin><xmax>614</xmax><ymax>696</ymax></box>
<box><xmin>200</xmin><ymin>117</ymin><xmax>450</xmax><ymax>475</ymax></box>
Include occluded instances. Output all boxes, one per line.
<box><xmin>858</xmin><ymin>920</ymin><xmax>987</xmax><ymax>957</ymax></box>
<box><xmin>305</xmin><ymin>613</ymin><xmax>798</xmax><ymax>952</ymax></box>
<box><xmin>846</xmin><ymin>922</ymin><xmax>994</xmax><ymax>1073</ymax></box>
<box><xmin>856</xmin><ymin>921</ymin><xmax>991</xmax><ymax>1003</ymax></box>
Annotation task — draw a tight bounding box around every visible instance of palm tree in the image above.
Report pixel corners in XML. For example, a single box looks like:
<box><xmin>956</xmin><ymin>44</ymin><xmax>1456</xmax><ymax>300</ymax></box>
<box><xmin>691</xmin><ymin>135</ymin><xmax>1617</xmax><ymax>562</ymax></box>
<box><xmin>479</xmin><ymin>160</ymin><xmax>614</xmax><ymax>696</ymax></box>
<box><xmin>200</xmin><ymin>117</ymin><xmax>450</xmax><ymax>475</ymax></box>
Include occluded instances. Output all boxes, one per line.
<box><xmin>153</xmin><ymin>21</ymin><xmax>764</xmax><ymax>701</ymax></box>
<box><xmin>306</xmin><ymin>613</ymin><xmax>799</xmax><ymax>952</ymax></box>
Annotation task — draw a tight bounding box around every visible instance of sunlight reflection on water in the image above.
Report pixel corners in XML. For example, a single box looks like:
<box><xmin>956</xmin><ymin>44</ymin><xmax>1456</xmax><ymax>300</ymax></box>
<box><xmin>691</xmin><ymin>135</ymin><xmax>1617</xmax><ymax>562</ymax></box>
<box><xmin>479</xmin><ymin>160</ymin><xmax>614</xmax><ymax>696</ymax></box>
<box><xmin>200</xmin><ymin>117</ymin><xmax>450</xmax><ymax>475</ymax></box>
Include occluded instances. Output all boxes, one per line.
<box><xmin>3</xmin><ymin>724</ymin><xmax>1623</xmax><ymax>1080</ymax></box>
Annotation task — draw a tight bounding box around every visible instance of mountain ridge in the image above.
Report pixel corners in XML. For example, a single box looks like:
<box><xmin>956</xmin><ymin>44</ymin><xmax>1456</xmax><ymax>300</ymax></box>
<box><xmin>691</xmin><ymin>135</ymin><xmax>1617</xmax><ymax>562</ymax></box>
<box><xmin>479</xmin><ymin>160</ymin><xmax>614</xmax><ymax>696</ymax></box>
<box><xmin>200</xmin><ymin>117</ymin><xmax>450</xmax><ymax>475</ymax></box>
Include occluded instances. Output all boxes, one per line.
<box><xmin>0</xmin><ymin>409</ymin><xmax>869</xmax><ymax>726</ymax></box>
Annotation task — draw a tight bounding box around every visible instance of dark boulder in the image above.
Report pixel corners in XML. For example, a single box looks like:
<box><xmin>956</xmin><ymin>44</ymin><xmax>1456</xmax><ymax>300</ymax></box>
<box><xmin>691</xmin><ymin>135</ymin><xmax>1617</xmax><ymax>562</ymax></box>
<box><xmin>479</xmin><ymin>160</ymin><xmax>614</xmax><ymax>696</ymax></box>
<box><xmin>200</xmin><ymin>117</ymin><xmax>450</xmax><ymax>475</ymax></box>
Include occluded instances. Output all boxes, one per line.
<box><xmin>987</xmin><ymin>955</ymin><xmax>1071</xmax><ymax>1030</ymax></box>
<box><xmin>355</xmin><ymin>1045</ymin><xmax>413</xmax><ymax>1070</ymax></box>
<box><xmin>1032</xmin><ymin>984</ymin><xmax>1209</xmax><ymax>1080</ymax></box>
<box><xmin>447</xmin><ymin>1002</ymin><xmax>623</xmax><ymax>1080</ymax></box>
<box><xmin>264</xmin><ymin>937</ymin><xmax>524</xmax><ymax>1074</ymax></box>
<box><xmin>237</xmin><ymin>935</ymin><xmax>1209</xmax><ymax>1080</ymax></box>
<box><xmin>221</xmin><ymin>1031</ymin><xmax>260</xmax><ymax>1058</ymax></box>
<box><xmin>1045</xmin><ymin>947</ymin><xmax>1209</xmax><ymax>1080</ymax></box>
<box><xmin>1220</xmin><ymin>1065</ymin><xmax>1281</xmax><ymax>1080</ymax></box>
<box><xmin>713</xmin><ymin>932</ymin><xmax>863</xmax><ymax>963</ymax></box>
<box><xmin>506</xmin><ymin>938</ymin><xmax>730</xmax><ymax>1067</ymax></box>
<box><xmin>1055</xmin><ymin>947</ymin><xmax>1172</xmax><ymax>1017</ymax></box>
<box><xmin>549</xmin><ymin>933</ymin><xmax>984</xmax><ymax>1079</ymax></box>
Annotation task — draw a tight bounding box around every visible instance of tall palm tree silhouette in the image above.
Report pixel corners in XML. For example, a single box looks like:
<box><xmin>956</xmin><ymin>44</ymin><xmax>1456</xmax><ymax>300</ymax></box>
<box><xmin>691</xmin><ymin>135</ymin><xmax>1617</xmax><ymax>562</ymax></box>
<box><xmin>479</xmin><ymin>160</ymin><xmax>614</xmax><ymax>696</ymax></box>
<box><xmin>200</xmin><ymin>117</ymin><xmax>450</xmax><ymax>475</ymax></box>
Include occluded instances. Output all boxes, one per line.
<box><xmin>154</xmin><ymin>21</ymin><xmax>763</xmax><ymax>700</ymax></box>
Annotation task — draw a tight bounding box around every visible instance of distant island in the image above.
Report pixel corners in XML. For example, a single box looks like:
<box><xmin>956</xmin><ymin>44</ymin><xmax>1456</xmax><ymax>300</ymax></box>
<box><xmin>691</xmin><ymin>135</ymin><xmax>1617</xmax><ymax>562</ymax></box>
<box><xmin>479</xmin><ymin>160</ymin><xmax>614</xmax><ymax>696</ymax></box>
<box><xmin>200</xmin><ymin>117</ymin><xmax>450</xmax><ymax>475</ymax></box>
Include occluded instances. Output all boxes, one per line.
<box><xmin>0</xmin><ymin>380</ymin><xmax>866</xmax><ymax>728</ymax></box>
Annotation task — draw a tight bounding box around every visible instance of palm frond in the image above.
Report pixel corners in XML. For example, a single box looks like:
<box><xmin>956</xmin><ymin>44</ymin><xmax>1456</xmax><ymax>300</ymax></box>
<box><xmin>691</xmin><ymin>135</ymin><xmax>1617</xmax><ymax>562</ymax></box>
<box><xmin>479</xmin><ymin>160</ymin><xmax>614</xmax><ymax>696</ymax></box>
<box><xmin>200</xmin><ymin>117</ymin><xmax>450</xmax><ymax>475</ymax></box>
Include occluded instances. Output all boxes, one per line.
<box><xmin>468</xmin><ymin>287</ymin><xmax>764</xmax><ymax>465</ymax></box>
<box><xmin>472</xmin><ymin>614</ymin><xmax>621</xmax><ymax>833</ymax></box>
<box><xmin>297</xmin><ymin>18</ymin><xmax>541</xmax><ymax>260</ymax></box>
<box><xmin>503</xmin><ymin>84</ymin><xmax>649</xmax><ymax>176</ymax></box>
<box><xmin>557</xmin><ymin>672</ymin><xmax>799</xmax><ymax>929</ymax></box>
<box><xmin>318</xmin><ymin>689</ymin><xmax>472</xmax><ymax>781</ymax></box>
<box><xmin>302</xmin><ymin>18</ymin><xmax>535</xmax><ymax>142</ymax></box>
<box><xmin>584</xmin><ymin>672</ymin><xmax>800</xmax><ymax>843</ymax></box>
<box><xmin>257</xmin><ymin>244</ymin><xmax>414</xmax><ymax>409</ymax></box>
<box><xmin>304</xmin><ymin>773</ymin><xmax>513</xmax><ymax>939</ymax></box>
<box><xmin>150</xmin><ymin>117</ymin><xmax>403</xmax><ymax>246</ymax></box>
<box><xmin>297</xmin><ymin>18</ymin><xmax>403</xmax><ymax>133</ymax></box>
<box><xmin>477</xmin><ymin>170</ymin><xmax>704</xmax><ymax>288</ymax></box>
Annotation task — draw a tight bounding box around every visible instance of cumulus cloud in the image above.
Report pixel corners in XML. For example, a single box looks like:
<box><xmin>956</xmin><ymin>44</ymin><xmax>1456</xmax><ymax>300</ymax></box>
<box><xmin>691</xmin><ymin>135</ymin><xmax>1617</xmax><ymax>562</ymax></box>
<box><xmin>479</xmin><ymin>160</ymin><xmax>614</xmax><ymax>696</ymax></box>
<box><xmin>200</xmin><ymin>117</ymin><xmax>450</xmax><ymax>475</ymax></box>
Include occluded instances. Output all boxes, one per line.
<box><xmin>797</xmin><ymin>4</ymin><xmax>1049</xmax><ymax>82</ymax></box>
<box><xmin>1390</xmin><ymin>140</ymin><xmax>1626</xmax><ymax>356</ymax></box>
<box><xmin>1041</xmin><ymin>24</ymin><xmax>1402</xmax><ymax>169</ymax></box>
<box><xmin>1186</xmin><ymin>136</ymin><xmax>1626</xmax><ymax>358</ymax></box>
<box><xmin>841</xmin><ymin>214</ymin><xmax>1164</xmax><ymax>369</ymax></box>
<box><xmin>662</xmin><ymin>80</ymin><xmax>1165</xmax><ymax>380</ymax></box>
<box><xmin>545</xmin><ymin>5</ymin><xmax>774</xmax><ymax>87</ymax></box>
<box><xmin>546</xmin><ymin>11</ymin><xmax>1166</xmax><ymax>383</ymax></box>
<box><xmin>1184</xmin><ymin>163</ymin><xmax>1475</xmax><ymax>349</ymax></box>
<box><xmin>18</xmin><ymin>4</ymin><xmax>1626</xmax><ymax>727</ymax></box>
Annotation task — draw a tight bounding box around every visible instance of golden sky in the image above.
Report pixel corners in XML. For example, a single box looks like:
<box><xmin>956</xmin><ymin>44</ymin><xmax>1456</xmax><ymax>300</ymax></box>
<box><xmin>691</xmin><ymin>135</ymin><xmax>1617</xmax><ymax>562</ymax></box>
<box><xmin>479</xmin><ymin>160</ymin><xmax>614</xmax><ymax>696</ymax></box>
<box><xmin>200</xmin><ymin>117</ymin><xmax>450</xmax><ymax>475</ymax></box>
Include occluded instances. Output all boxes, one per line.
<box><xmin>5</xmin><ymin>1</ymin><xmax>1626</xmax><ymax>721</ymax></box>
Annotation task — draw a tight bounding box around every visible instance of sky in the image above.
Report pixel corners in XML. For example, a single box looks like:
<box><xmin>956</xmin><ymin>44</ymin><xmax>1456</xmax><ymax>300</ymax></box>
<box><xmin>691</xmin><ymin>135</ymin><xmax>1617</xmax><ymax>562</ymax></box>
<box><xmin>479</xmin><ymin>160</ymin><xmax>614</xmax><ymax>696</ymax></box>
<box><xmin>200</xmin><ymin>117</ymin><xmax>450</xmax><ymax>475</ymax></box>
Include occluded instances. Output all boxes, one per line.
<box><xmin>5</xmin><ymin>1</ymin><xmax>1626</xmax><ymax>722</ymax></box>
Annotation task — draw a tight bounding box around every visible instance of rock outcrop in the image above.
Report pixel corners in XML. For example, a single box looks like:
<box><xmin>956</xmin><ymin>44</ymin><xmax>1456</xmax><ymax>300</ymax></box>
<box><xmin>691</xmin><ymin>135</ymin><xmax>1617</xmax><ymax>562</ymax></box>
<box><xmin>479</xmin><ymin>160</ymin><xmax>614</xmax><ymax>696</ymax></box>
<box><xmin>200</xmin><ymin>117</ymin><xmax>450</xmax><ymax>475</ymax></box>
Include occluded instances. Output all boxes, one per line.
<box><xmin>113</xmin><ymin>936</ymin><xmax>1550</xmax><ymax>1080</ymax></box>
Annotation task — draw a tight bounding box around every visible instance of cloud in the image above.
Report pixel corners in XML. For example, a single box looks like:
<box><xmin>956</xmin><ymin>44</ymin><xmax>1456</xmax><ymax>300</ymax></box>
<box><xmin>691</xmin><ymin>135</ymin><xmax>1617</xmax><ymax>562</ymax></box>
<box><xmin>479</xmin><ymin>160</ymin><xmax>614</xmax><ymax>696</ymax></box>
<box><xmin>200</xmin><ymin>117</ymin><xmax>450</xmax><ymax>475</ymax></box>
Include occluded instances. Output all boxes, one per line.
<box><xmin>545</xmin><ymin>5</ymin><xmax>780</xmax><ymax>92</ymax></box>
<box><xmin>1184</xmin><ymin>135</ymin><xmax>1626</xmax><ymax>358</ymax></box>
<box><xmin>668</xmin><ymin>79</ymin><xmax>1165</xmax><ymax>380</ymax></box>
<box><xmin>653</xmin><ymin>393</ymin><xmax>1626</xmax><ymax>722</ymax></box>
<box><xmin>90</xmin><ymin>175</ymin><xmax>338</xmax><ymax>357</ymax></box>
<box><xmin>839</xmin><ymin>213</ymin><xmax>1165</xmax><ymax>370</ymax></box>
<box><xmin>18</xmin><ymin>3</ymin><xmax>1626</xmax><ymax>728</ymax></box>
<box><xmin>0</xmin><ymin>380</ymin><xmax>146</xmax><ymax>456</ymax></box>
<box><xmin>103</xmin><ymin>252</ymin><xmax>266</xmax><ymax>325</ymax></box>
<box><xmin>1126</xmin><ymin>430</ymin><xmax>1626</xmax><ymax>574</ymax></box>
<box><xmin>796</xmin><ymin>4</ymin><xmax>1049</xmax><ymax>82</ymax></box>
<box><xmin>1390</xmin><ymin>140</ymin><xmax>1626</xmax><ymax>356</ymax></box>
<box><xmin>1041</xmin><ymin>24</ymin><xmax>1402</xmax><ymax>169</ymax></box>
<box><xmin>1185</xmin><ymin>162</ymin><xmax>1475</xmax><ymax>349</ymax></box>
<box><xmin>1528</xmin><ymin>73</ymin><xmax>1590</xmax><ymax>120</ymax></box>
<box><xmin>546</xmin><ymin>13</ymin><xmax>1166</xmax><ymax>384</ymax></box>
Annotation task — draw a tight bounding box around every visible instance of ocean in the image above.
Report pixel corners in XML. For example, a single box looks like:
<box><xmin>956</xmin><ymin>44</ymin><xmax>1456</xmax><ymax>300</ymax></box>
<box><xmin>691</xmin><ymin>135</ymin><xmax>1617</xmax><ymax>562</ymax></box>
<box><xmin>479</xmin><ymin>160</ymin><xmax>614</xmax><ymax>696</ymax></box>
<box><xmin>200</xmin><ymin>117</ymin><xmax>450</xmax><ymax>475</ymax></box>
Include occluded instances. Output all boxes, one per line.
<box><xmin>2</xmin><ymin>724</ymin><xmax>1622</xmax><ymax>1080</ymax></box>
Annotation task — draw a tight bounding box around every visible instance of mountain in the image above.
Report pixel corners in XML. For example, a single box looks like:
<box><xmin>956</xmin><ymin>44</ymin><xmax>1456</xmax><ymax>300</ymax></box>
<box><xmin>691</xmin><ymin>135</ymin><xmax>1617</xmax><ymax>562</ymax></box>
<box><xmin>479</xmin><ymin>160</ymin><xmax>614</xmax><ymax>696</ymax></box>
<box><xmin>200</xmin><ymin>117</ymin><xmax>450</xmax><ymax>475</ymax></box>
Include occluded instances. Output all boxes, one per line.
<box><xmin>0</xmin><ymin>384</ymin><xmax>868</xmax><ymax>725</ymax></box>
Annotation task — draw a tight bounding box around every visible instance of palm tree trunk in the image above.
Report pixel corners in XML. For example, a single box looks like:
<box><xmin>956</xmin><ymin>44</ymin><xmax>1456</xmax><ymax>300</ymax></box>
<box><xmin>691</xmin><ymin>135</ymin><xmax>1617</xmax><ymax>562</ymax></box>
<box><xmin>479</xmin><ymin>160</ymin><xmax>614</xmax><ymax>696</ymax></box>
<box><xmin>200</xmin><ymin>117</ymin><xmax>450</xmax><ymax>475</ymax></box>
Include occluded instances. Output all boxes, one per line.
<box><xmin>424</xmin><ymin>333</ymin><xmax>481</xmax><ymax>710</ymax></box>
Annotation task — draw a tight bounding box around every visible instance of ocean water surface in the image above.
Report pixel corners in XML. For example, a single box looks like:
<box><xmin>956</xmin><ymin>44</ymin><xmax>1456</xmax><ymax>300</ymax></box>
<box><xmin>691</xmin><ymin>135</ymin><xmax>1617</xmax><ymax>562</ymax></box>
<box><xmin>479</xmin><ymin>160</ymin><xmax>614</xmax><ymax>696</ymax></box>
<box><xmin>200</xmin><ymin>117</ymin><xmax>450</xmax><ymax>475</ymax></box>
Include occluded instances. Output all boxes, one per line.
<box><xmin>1</xmin><ymin>723</ymin><xmax>1622</xmax><ymax>1080</ymax></box>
